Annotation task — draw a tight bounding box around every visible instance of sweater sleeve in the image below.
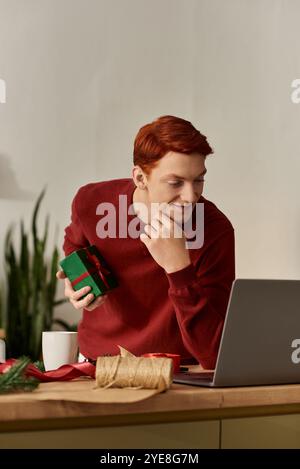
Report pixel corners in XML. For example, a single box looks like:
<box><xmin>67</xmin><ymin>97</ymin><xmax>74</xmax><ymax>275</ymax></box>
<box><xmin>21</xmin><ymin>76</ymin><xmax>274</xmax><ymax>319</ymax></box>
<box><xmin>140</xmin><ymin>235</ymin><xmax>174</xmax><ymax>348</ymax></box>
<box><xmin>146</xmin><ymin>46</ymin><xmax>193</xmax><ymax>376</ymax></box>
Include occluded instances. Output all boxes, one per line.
<box><xmin>62</xmin><ymin>189</ymin><xmax>90</xmax><ymax>256</ymax></box>
<box><xmin>165</xmin><ymin>227</ymin><xmax>235</xmax><ymax>369</ymax></box>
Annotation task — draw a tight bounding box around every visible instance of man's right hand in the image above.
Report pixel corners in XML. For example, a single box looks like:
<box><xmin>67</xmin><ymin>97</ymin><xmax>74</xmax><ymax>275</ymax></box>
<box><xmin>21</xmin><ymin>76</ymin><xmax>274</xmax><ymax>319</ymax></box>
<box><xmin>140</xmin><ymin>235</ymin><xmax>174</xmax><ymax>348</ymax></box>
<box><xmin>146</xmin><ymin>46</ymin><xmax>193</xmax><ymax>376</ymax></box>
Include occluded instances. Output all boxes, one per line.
<box><xmin>56</xmin><ymin>270</ymin><xmax>107</xmax><ymax>311</ymax></box>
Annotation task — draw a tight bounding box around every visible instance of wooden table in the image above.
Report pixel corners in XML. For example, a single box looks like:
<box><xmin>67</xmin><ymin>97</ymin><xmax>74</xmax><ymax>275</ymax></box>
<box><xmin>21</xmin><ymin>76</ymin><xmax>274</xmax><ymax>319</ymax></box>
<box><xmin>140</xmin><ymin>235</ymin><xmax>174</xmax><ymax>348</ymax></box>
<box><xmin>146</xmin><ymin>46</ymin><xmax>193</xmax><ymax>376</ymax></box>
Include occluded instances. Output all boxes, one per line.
<box><xmin>1</xmin><ymin>365</ymin><xmax>300</xmax><ymax>449</ymax></box>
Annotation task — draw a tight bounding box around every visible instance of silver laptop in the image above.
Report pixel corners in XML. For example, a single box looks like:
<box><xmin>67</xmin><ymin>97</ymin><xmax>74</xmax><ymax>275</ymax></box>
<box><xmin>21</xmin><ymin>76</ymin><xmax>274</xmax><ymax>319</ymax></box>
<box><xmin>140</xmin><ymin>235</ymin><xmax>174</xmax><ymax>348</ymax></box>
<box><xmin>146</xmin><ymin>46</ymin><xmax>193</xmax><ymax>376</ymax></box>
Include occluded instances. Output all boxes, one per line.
<box><xmin>173</xmin><ymin>279</ymin><xmax>300</xmax><ymax>387</ymax></box>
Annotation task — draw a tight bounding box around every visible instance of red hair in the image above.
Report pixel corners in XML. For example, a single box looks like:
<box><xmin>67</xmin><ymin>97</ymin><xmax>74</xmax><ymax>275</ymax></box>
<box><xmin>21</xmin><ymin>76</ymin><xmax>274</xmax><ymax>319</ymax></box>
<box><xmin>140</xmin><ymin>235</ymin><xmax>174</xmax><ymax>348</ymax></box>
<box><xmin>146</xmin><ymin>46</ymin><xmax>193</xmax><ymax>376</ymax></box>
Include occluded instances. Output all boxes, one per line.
<box><xmin>133</xmin><ymin>115</ymin><xmax>213</xmax><ymax>174</ymax></box>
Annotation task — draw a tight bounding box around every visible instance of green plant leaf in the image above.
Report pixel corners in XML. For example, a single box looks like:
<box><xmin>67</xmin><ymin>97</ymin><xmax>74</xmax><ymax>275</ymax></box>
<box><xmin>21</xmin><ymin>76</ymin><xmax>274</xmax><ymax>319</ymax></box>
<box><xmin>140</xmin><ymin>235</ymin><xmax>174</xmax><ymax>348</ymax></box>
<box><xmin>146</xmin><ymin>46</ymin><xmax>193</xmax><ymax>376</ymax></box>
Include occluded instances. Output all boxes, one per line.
<box><xmin>31</xmin><ymin>186</ymin><xmax>47</xmax><ymax>251</ymax></box>
<box><xmin>42</xmin><ymin>213</ymin><xmax>50</xmax><ymax>250</ymax></box>
<box><xmin>53</xmin><ymin>298</ymin><xmax>68</xmax><ymax>306</ymax></box>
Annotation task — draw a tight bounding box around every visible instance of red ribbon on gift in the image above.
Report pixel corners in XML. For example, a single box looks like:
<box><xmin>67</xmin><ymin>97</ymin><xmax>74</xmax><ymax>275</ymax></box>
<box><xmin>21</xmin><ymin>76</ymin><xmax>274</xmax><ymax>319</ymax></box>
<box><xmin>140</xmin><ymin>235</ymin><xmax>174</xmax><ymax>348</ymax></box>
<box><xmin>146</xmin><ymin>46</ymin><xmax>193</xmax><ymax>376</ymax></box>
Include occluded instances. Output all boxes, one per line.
<box><xmin>71</xmin><ymin>249</ymin><xmax>111</xmax><ymax>290</ymax></box>
<box><xmin>0</xmin><ymin>359</ymin><xmax>95</xmax><ymax>382</ymax></box>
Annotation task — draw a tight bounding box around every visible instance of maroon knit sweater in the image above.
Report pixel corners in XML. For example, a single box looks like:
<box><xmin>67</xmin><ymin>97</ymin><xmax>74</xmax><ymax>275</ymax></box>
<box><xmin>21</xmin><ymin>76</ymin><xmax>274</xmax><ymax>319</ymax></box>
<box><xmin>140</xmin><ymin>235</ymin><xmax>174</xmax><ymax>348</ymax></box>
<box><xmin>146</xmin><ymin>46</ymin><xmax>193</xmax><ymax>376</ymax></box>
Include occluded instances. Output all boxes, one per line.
<box><xmin>63</xmin><ymin>178</ymin><xmax>235</xmax><ymax>369</ymax></box>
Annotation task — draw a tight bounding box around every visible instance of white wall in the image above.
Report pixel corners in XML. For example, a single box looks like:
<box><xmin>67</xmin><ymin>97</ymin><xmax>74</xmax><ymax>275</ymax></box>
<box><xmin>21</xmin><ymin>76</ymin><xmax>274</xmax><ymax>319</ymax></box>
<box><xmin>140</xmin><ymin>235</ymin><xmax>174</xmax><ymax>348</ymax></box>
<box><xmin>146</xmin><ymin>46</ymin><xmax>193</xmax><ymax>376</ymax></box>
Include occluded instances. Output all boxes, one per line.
<box><xmin>0</xmin><ymin>0</ymin><xmax>299</xmax><ymax>325</ymax></box>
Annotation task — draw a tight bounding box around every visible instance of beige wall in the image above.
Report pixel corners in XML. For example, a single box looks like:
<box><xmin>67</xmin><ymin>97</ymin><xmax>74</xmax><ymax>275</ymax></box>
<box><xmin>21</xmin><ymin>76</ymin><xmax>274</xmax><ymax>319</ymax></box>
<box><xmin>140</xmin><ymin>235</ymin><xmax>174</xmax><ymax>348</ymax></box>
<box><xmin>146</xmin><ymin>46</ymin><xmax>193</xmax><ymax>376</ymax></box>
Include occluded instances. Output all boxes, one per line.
<box><xmin>0</xmin><ymin>0</ymin><xmax>300</xmax><ymax>324</ymax></box>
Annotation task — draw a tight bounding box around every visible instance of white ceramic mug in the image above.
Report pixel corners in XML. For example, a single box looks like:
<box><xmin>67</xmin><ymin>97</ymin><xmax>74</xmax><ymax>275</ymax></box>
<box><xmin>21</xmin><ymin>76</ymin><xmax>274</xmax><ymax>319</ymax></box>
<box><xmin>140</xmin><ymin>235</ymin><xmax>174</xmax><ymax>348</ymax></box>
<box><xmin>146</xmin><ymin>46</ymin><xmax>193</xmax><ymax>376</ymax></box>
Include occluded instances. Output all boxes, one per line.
<box><xmin>42</xmin><ymin>331</ymin><xmax>78</xmax><ymax>371</ymax></box>
<box><xmin>0</xmin><ymin>339</ymin><xmax>5</xmax><ymax>363</ymax></box>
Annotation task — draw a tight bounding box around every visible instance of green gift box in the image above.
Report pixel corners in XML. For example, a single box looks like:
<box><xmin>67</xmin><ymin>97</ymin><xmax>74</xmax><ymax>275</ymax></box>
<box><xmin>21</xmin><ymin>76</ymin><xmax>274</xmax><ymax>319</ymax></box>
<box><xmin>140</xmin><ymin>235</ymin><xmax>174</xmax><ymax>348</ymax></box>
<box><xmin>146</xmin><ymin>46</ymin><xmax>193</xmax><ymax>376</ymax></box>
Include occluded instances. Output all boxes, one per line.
<box><xmin>59</xmin><ymin>245</ymin><xmax>118</xmax><ymax>300</ymax></box>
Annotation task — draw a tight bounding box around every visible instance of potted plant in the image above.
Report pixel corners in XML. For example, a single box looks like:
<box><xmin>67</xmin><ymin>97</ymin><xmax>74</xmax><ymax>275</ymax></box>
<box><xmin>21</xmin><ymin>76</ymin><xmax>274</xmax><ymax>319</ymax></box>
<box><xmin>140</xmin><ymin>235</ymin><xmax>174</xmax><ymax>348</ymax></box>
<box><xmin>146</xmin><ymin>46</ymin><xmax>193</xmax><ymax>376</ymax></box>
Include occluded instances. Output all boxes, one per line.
<box><xmin>2</xmin><ymin>188</ymin><xmax>69</xmax><ymax>361</ymax></box>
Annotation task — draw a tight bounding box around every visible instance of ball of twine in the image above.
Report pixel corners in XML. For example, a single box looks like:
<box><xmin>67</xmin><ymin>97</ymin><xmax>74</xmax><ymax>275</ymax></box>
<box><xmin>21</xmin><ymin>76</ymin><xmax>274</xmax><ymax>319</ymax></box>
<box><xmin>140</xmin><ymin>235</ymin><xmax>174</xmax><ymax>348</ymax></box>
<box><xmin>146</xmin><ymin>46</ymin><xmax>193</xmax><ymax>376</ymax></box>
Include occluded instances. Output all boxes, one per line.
<box><xmin>95</xmin><ymin>355</ymin><xmax>173</xmax><ymax>392</ymax></box>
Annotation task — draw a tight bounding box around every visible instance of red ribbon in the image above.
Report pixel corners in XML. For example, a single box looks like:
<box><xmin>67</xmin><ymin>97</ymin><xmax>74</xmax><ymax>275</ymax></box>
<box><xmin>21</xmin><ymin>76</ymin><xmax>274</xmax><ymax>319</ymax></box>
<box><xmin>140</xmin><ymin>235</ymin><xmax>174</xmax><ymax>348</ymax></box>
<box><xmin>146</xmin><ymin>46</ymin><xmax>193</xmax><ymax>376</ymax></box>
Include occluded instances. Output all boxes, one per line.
<box><xmin>141</xmin><ymin>353</ymin><xmax>181</xmax><ymax>373</ymax></box>
<box><xmin>0</xmin><ymin>359</ymin><xmax>95</xmax><ymax>382</ymax></box>
<box><xmin>71</xmin><ymin>249</ymin><xmax>110</xmax><ymax>290</ymax></box>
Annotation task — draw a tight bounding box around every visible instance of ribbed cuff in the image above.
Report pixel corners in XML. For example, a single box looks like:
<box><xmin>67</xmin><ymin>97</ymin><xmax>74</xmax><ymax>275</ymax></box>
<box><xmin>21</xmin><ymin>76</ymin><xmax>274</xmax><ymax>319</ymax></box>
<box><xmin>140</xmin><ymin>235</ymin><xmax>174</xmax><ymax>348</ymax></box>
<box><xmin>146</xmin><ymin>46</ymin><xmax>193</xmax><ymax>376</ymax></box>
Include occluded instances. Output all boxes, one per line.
<box><xmin>165</xmin><ymin>262</ymin><xmax>198</xmax><ymax>290</ymax></box>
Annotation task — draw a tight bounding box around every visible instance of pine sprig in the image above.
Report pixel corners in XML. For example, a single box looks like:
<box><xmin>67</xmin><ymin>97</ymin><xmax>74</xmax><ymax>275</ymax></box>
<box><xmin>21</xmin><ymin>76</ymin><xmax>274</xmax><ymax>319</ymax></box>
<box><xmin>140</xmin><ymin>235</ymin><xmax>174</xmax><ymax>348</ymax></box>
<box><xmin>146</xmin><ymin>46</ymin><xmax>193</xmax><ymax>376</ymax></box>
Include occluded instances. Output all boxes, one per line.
<box><xmin>33</xmin><ymin>360</ymin><xmax>45</xmax><ymax>372</ymax></box>
<box><xmin>0</xmin><ymin>356</ymin><xmax>40</xmax><ymax>394</ymax></box>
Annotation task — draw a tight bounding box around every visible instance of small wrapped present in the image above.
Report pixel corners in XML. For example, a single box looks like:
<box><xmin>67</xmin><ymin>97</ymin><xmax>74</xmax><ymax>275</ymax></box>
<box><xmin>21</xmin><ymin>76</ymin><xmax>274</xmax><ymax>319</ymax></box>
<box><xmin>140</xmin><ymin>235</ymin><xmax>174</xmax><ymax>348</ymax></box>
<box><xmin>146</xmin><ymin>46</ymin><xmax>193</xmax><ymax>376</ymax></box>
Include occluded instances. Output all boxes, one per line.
<box><xmin>59</xmin><ymin>245</ymin><xmax>118</xmax><ymax>300</ymax></box>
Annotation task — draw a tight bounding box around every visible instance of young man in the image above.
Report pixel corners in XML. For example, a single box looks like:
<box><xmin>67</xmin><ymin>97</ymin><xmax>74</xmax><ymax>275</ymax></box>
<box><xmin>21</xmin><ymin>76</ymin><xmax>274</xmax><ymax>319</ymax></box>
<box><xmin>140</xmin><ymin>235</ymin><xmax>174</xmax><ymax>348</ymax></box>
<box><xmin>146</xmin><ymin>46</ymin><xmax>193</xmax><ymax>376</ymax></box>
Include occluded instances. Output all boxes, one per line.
<box><xmin>57</xmin><ymin>115</ymin><xmax>235</xmax><ymax>369</ymax></box>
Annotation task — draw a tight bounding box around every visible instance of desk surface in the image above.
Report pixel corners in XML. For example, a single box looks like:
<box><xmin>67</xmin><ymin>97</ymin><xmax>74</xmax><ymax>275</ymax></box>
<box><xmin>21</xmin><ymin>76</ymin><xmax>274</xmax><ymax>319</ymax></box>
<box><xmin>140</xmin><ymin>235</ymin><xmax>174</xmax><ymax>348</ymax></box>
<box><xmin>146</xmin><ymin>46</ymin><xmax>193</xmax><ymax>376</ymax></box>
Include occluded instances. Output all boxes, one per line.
<box><xmin>1</xmin><ymin>366</ymin><xmax>300</xmax><ymax>432</ymax></box>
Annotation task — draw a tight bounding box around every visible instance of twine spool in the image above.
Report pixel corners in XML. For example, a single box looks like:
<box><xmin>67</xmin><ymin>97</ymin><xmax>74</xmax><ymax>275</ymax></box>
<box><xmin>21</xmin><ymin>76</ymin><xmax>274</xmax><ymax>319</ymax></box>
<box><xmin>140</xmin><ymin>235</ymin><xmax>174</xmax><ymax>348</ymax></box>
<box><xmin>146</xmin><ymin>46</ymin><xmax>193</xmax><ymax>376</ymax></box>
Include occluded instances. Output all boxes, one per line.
<box><xmin>95</xmin><ymin>354</ymin><xmax>173</xmax><ymax>392</ymax></box>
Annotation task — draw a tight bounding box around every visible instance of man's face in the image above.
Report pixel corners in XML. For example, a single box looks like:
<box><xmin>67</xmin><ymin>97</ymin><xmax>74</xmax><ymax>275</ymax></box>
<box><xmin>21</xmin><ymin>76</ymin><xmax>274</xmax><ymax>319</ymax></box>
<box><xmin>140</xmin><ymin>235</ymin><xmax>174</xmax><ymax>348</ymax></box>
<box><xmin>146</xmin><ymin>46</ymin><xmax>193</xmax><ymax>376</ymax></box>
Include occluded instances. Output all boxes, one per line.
<box><xmin>142</xmin><ymin>151</ymin><xmax>206</xmax><ymax>222</ymax></box>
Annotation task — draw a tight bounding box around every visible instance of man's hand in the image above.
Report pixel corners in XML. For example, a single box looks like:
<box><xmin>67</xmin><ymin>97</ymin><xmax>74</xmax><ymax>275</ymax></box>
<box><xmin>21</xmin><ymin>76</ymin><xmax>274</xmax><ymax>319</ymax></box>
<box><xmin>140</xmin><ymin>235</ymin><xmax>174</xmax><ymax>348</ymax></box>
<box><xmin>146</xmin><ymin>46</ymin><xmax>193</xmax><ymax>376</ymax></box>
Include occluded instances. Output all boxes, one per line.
<box><xmin>140</xmin><ymin>206</ymin><xmax>191</xmax><ymax>273</ymax></box>
<box><xmin>56</xmin><ymin>270</ymin><xmax>107</xmax><ymax>311</ymax></box>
